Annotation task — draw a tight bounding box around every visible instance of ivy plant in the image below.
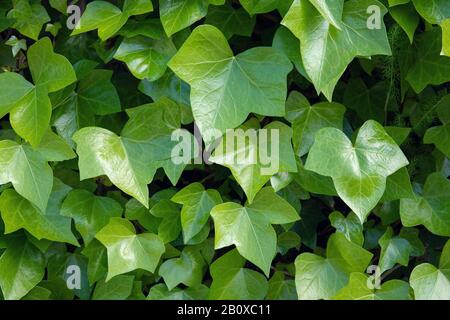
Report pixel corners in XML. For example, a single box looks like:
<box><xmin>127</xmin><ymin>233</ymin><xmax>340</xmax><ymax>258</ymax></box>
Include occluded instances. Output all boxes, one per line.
<box><xmin>0</xmin><ymin>0</ymin><xmax>449</xmax><ymax>301</ymax></box>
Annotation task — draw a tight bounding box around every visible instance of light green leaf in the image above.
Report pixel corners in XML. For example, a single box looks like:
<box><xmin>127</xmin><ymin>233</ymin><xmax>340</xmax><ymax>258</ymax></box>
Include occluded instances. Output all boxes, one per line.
<box><xmin>171</xmin><ymin>183</ymin><xmax>222</xmax><ymax>243</ymax></box>
<box><xmin>0</xmin><ymin>236</ymin><xmax>45</xmax><ymax>300</ymax></box>
<box><xmin>210</xmin><ymin>121</ymin><xmax>297</xmax><ymax>203</ymax></box>
<box><xmin>92</xmin><ymin>275</ymin><xmax>134</xmax><ymax>300</ymax></box>
<box><xmin>0</xmin><ymin>140</ymin><xmax>53</xmax><ymax>212</ymax></box>
<box><xmin>332</xmin><ymin>273</ymin><xmax>412</xmax><ymax>300</ymax></box>
<box><xmin>292</xmin><ymin>96</ymin><xmax>346</xmax><ymax>157</ymax></box>
<box><xmin>72</xmin><ymin>1</ymin><xmax>153</xmax><ymax>41</ymax></box>
<box><xmin>211</xmin><ymin>187</ymin><xmax>299</xmax><ymax>276</ymax></box>
<box><xmin>7</xmin><ymin>0</ymin><xmax>49</xmax><ymax>40</ymax></box>
<box><xmin>410</xmin><ymin>239</ymin><xmax>450</xmax><ymax>300</ymax></box>
<box><xmin>0</xmin><ymin>182</ymin><xmax>78</xmax><ymax>245</ymax></box>
<box><xmin>61</xmin><ymin>189</ymin><xmax>123</xmax><ymax>245</ymax></box>
<box><xmin>114</xmin><ymin>36</ymin><xmax>177</xmax><ymax>81</ymax></box>
<box><xmin>208</xmin><ymin>249</ymin><xmax>268</xmax><ymax>300</ymax></box>
<box><xmin>305</xmin><ymin>120</ymin><xmax>409</xmax><ymax>223</ymax></box>
<box><xmin>95</xmin><ymin>217</ymin><xmax>165</xmax><ymax>281</ymax></box>
<box><xmin>295</xmin><ymin>233</ymin><xmax>373</xmax><ymax>300</ymax></box>
<box><xmin>282</xmin><ymin>0</ymin><xmax>391</xmax><ymax>100</ymax></box>
<box><xmin>400</xmin><ymin>172</ymin><xmax>450</xmax><ymax>236</ymax></box>
<box><xmin>330</xmin><ymin>211</ymin><xmax>364</xmax><ymax>246</ymax></box>
<box><xmin>158</xmin><ymin>247</ymin><xmax>206</xmax><ymax>290</ymax></box>
<box><xmin>168</xmin><ymin>25</ymin><xmax>292</xmax><ymax>142</ymax></box>
<box><xmin>73</xmin><ymin>98</ymin><xmax>187</xmax><ymax>207</ymax></box>
<box><xmin>378</xmin><ymin>227</ymin><xmax>413</xmax><ymax>273</ymax></box>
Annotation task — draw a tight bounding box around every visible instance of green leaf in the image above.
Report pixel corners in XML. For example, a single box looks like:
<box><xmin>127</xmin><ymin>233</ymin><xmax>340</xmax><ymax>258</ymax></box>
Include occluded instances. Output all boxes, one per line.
<box><xmin>378</xmin><ymin>227</ymin><xmax>413</xmax><ymax>273</ymax></box>
<box><xmin>295</xmin><ymin>233</ymin><xmax>373</xmax><ymax>300</ymax></box>
<box><xmin>282</xmin><ymin>0</ymin><xmax>391</xmax><ymax>100</ymax></box>
<box><xmin>73</xmin><ymin>98</ymin><xmax>187</xmax><ymax>207</ymax></box>
<box><xmin>159</xmin><ymin>0</ymin><xmax>217</xmax><ymax>37</ymax></box>
<box><xmin>0</xmin><ymin>181</ymin><xmax>78</xmax><ymax>245</ymax></box>
<box><xmin>95</xmin><ymin>217</ymin><xmax>165</xmax><ymax>280</ymax></box>
<box><xmin>410</xmin><ymin>239</ymin><xmax>450</xmax><ymax>300</ymax></box>
<box><xmin>208</xmin><ymin>249</ymin><xmax>268</xmax><ymax>300</ymax></box>
<box><xmin>7</xmin><ymin>0</ymin><xmax>49</xmax><ymax>40</ymax></box>
<box><xmin>210</xmin><ymin>121</ymin><xmax>297</xmax><ymax>203</ymax></box>
<box><xmin>412</xmin><ymin>0</ymin><xmax>450</xmax><ymax>24</ymax></box>
<box><xmin>266</xmin><ymin>271</ymin><xmax>297</xmax><ymax>300</ymax></box>
<box><xmin>0</xmin><ymin>140</ymin><xmax>54</xmax><ymax>212</ymax></box>
<box><xmin>168</xmin><ymin>25</ymin><xmax>292</xmax><ymax>141</ymax></box>
<box><xmin>61</xmin><ymin>189</ymin><xmax>123</xmax><ymax>245</ymax></box>
<box><xmin>205</xmin><ymin>4</ymin><xmax>256</xmax><ymax>39</ymax></box>
<box><xmin>332</xmin><ymin>273</ymin><xmax>412</xmax><ymax>300</ymax></box>
<box><xmin>27</xmin><ymin>38</ymin><xmax>77</xmax><ymax>93</ymax></box>
<box><xmin>424</xmin><ymin>124</ymin><xmax>450</xmax><ymax>159</ymax></box>
<box><xmin>0</xmin><ymin>236</ymin><xmax>45</xmax><ymax>300</ymax></box>
<box><xmin>147</xmin><ymin>283</ymin><xmax>209</xmax><ymax>300</ymax></box>
<box><xmin>305</xmin><ymin>120</ymin><xmax>409</xmax><ymax>223</ymax></box>
<box><xmin>240</xmin><ymin>0</ymin><xmax>278</xmax><ymax>15</ymax></box>
<box><xmin>114</xmin><ymin>36</ymin><xmax>177</xmax><ymax>81</ymax></box>
<box><xmin>171</xmin><ymin>183</ymin><xmax>222</xmax><ymax>243</ymax></box>
<box><xmin>211</xmin><ymin>187</ymin><xmax>299</xmax><ymax>276</ymax></box>
<box><xmin>442</xmin><ymin>19</ymin><xmax>450</xmax><ymax>56</ymax></box>
<box><xmin>92</xmin><ymin>275</ymin><xmax>134</xmax><ymax>300</ymax></box>
<box><xmin>406</xmin><ymin>28</ymin><xmax>450</xmax><ymax>93</ymax></box>
<box><xmin>291</xmin><ymin>96</ymin><xmax>346</xmax><ymax>157</ymax></box>
<box><xmin>389</xmin><ymin>3</ymin><xmax>420</xmax><ymax>43</ymax></box>
<box><xmin>400</xmin><ymin>172</ymin><xmax>450</xmax><ymax>236</ymax></box>
<box><xmin>158</xmin><ymin>246</ymin><xmax>206</xmax><ymax>290</ymax></box>
<box><xmin>72</xmin><ymin>1</ymin><xmax>154</xmax><ymax>41</ymax></box>
<box><xmin>82</xmin><ymin>239</ymin><xmax>108</xmax><ymax>285</ymax></box>
<box><xmin>330</xmin><ymin>211</ymin><xmax>364</xmax><ymax>246</ymax></box>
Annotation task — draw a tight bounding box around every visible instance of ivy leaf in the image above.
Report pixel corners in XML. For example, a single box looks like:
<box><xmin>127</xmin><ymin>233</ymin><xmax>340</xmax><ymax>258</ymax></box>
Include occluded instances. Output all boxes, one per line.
<box><xmin>400</xmin><ymin>172</ymin><xmax>450</xmax><ymax>236</ymax></box>
<box><xmin>0</xmin><ymin>38</ymin><xmax>76</xmax><ymax>146</ymax></box>
<box><xmin>406</xmin><ymin>28</ymin><xmax>450</xmax><ymax>93</ymax></box>
<box><xmin>389</xmin><ymin>3</ymin><xmax>420</xmax><ymax>43</ymax></box>
<box><xmin>114</xmin><ymin>36</ymin><xmax>177</xmax><ymax>81</ymax></box>
<box><xmin>92</xmin><ymin>275</ymin><xmax>134</xmax><ymax>300</ymax></box>
<box><xmin>330</xmin><ymin>211</ymin><xmax>364</xmax><ymax>246</ymax></box>
<box><xmin>53</xmin><ymin>68</ymin><xmax>121</xmax><ymax>146</ymax></box>
<box><xmin>210</xmin><ymin>121</ymin><xmax>297</xmax><ymax>203</ymax></box>
<box><xmin>410</xmin><ymin>239</ymin><xmax>450</xmax><ymax>300</ymax></box>
<box><xmin>0</xmin><ymin>236</ymin><xmax>45</xmax><ymax>300</ymax></box>
<box><xmin>72</xmin><ymin>0</ymin><xmax>154</xmax><ymax>41</ymax></box>
<box><xmin>266</xmin><ymin>271</ymin><xmax>297</xmax><ymax>300</ymax></box>
<box><xmin>147</xmin><ymin>283</ymin><xmax>209</xmax><ymax>300</ymax></box>
<box><xmin>211</xmin><ymin>187</ymin><xmax>299</xmax><ymax>276</ymax></box>
<box><xmin>291</xmin><ymin>96</ymin><xmax>346</xmax><ymax>157</ymax></box>
<box><xmin>205</xmin><ymin>4</ymin><xmax>256</xmax><ymax>39</ymax></box>
<box><xmin>159</xmin><ymin>0</ymin><xmax>222</xmax><ymax>37</ymax></box>
<box><xmin>282</xmin><ymin>0</ymin><xmax>391</xmax><ymax>100</ymax></box>
<box><xmin>73</xmin><ymin>98</ymin><xmax>188</xmax><ymax>207</ymax></box>
<box><xmin>95</xmin><ymin>217</ymin><xmax>165</xmax><ymax>281</ymax></box>
<box><xmin>0</xmin><ymin>181</ymin><xmax>78</xmax><ymax>245</ymax></box>
<box><xmin>424</xmin><ymin>124</ymin><xmax>450</xmax><ymax>159</ymax></box>
<box><xmin>61</xmin><ymin>189</ymin><xmax>123</xmax><ymax>245</ymax></box>
<box><xmin>305</xmin><ymin>120</ymin><xmax>409</xmax><ymax>223</ymax></box>
<box><xmin>378</xmin><ymin>227</ymin><xmax>413</xmax><ymax>273</ymax></box>
<box><xmin>442</xmin><ymin>19</ymin><xmax>450</xmax><ymax>56</ymax></box>
<box><xmin>171</xmin><ymin>183</ymin><xmax>222</xmax><ymax>243</ymax></box>
<box><xmin>208</xmin><ymin>249</ymin><xmax>268</xmax><ymax>300</ymax></box>
<box><xmin>168</xmin><ymin>25</ymin><xmax>292</xmax><ymax>141</ymax></box>
<box><xmin>82</xmin><ymin>239</ymin><xmax>108</xmax><ymax>286</ymax></box>
<box><xmin>332</xmin><ymin>273</ymin><xmax>412</xmax><ymax>300</ymax></box>
<box><xmin>412</xmin><ymin>0</ymin><xmax>450</xmax><ymax>24</ymax></box>
<box><xmin>149</xmin><ymin>199</ymin><xmax>182</xmax><ymax>243</ymax></box>
<box><xmin>0</xmin><ymin>140</ymin><xmax>53</xmax><ymax>212</ymax></box>
<box><xmin>158</xmin><ymin>247</ymin><xmax>207</xmax><ymax>290</ymax></box>
<box><xmin>239</xmin><ymin>0</ymin><xmax>278</xmax><ymax>15</ymax></box>
<box><xmin>7</xmin><ymin>0</ymin><xmax>49</xmax><ymax>40</ymax></box>
<box><xmin>308</xmin><ymin>0</ymin><xmax>344</xmax><ymax>29</ymax></box>
<box><xmin>295</xmin><ymin>233</ymin><xmax>373</xmax><ymax>300</ymax></box>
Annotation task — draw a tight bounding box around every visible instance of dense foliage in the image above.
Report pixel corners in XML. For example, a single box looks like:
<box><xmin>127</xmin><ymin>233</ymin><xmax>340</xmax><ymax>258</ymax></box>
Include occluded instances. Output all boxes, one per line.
<box><xmin>0</xmin><ymin>0</ymin><xmax>449</xmax><ymax>300</ymax></box>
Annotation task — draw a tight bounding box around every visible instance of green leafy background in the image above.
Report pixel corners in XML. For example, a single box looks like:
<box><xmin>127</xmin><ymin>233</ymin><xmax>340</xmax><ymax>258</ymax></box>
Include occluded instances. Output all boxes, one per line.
<box><xmin>0</xmin><ymin>0</ymin><xmax>449</xmax><ymax>300</ymax></box>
